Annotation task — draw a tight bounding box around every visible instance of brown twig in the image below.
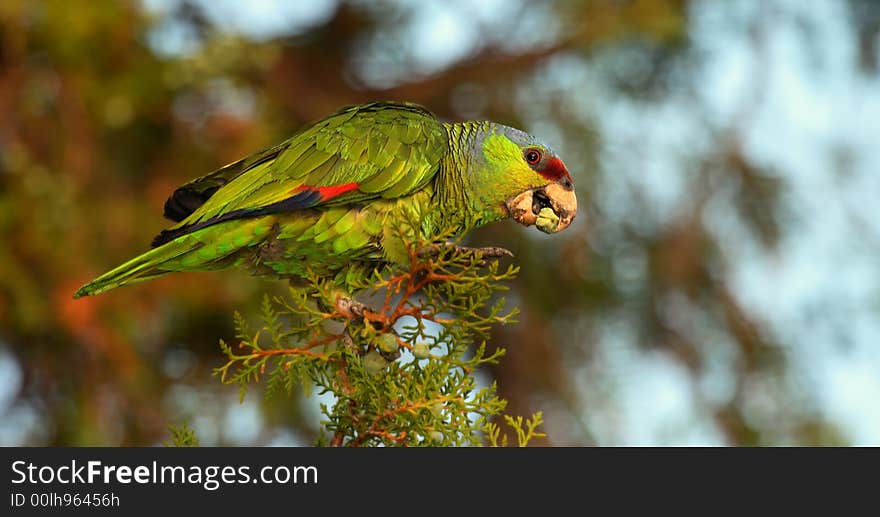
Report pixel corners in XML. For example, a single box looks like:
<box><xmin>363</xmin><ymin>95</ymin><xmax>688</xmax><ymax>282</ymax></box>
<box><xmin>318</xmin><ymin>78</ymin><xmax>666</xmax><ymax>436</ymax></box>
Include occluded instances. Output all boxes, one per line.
<box><xmin>349</xmin><ymin>396</ymin><xmax>451</xmax><ymax>447</ymax></box>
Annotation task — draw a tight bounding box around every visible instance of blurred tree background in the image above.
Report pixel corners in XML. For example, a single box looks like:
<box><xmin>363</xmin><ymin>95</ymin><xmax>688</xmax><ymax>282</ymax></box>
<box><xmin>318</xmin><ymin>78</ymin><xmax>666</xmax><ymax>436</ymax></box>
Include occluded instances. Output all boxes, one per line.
<box><xmin>1</xmin><ymin>0</ymin><xmax>879</xmax><ymax>446</ymax></box>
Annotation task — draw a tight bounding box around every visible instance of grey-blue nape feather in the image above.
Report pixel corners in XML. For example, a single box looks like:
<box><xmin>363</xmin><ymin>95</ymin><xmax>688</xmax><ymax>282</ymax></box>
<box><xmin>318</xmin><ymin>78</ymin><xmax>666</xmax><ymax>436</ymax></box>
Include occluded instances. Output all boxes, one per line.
<box><xmin>498</xmin><ymin>125</ymin><xmax>556</xmax><ymax>156</ymax></box>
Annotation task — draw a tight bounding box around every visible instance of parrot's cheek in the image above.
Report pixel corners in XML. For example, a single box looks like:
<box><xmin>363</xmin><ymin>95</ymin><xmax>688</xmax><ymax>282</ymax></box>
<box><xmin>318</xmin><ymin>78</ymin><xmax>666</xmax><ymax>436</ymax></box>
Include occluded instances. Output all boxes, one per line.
<box><xmin>505</xmin><ymin>184</ymin><xmax>577</xmax><ymax>234</ymax></box>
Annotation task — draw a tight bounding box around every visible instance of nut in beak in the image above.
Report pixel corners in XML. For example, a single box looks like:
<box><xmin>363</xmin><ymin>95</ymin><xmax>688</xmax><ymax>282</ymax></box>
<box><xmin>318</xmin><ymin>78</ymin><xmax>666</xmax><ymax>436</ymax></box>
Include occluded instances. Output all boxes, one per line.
<box><xmin>505</xmin><ymin>182</ymin><xmax>577</xmax><ymax>234</ymax></box>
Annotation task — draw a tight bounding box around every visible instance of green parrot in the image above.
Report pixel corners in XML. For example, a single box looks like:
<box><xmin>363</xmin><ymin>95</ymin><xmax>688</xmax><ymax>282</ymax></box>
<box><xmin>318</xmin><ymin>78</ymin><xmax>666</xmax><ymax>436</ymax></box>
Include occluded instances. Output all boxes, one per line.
<box><xmin>74</xmin><ymin>101</ymin><xmax>576</xmax><ymax>298</ymax></box>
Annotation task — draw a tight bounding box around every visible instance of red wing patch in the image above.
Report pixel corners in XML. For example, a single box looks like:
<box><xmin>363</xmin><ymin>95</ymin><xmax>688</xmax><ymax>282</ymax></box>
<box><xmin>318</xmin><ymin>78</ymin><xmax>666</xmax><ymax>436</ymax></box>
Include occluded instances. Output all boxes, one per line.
<box><xmin>152</xmin><ymin>182</ymin><xmax>361</xmax><ymax>248</ymax></box>
<box><xmin>296</xmin><ymin>182</ymin><xmax>360</xmax><ymax>202</ymax></box>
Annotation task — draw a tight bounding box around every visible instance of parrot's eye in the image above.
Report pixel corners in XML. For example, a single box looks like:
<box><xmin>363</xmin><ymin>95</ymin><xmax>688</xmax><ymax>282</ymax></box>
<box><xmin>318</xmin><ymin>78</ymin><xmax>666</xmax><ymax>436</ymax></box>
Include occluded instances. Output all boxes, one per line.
<box><xmin>524</xmin><ymin>149</ymin><xmax>542</xmax><ymax>165</ymax></box>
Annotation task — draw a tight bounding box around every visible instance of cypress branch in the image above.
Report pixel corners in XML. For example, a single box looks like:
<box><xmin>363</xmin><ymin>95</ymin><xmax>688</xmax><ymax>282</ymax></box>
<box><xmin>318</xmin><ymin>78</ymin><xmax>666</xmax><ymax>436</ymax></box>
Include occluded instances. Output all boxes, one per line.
<box><xmin>206</xmin><ymin>218</ymin><xmax>544</xmax><ymax>447</ymax></box>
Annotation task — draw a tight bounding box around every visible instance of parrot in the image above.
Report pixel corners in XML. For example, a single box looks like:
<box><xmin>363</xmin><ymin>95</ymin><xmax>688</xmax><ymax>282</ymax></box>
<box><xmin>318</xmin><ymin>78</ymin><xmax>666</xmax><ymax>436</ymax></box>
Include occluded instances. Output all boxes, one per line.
<box><xmin>74</xmin><ymin>101</ymin><xmax>577</xmax><ymax>299</ymax></box>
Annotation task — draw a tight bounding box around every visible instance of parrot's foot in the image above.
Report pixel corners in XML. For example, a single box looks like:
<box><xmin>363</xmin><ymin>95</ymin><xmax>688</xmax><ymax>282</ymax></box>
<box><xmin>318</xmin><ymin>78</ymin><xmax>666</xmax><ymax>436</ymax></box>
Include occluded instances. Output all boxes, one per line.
<box><xmin>335</xmin><ymin>295</ymin><xmax>385</xmax><ymax>330</ymax></box>
<box><xmin>419</xmin><ymin>243</ymin><xmax>513</xmax><ymax>265</ymax></box>
<box><xmin>458</xmin><ymin>245</ymin><xmax>514</xmax><ymax>260</ymax></box>
<box><xmin>335</xmin><ymin>295</ymin><xmax>369</xmax><ymax>319</ymax></box>
<box><xmin>335</xmin><ymin>296</ymin><xmax>368</xmax><ymax>351</ymax></box>
<box><xmin>335</xmin><ymin>296</ymin><xmax>398</xmax><ymax>359</ymax></box>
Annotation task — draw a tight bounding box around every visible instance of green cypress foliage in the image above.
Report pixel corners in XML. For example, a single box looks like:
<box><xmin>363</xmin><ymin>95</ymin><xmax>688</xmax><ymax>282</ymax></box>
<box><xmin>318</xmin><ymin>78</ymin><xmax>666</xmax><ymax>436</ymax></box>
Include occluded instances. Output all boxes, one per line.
<box><xmin>204</xmin><ymin>220</ymin><xmax>545</xmax><ymax>446</ymax></box>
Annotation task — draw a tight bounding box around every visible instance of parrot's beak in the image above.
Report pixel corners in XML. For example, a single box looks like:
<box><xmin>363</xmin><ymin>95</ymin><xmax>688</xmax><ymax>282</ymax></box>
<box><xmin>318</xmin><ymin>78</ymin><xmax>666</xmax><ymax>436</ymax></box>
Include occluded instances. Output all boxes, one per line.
<box><xmin>505</xmin><ymin>181</ymin><xmax>577</xmax><ymax>234</ymax></box>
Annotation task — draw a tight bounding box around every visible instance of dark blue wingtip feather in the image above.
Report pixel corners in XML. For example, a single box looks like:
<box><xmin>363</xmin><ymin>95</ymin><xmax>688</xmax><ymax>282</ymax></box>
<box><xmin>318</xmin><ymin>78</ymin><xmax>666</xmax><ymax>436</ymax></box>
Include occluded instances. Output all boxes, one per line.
<box><xmin>150</xmin><ymin>188</ymin><xmax>323</xmax><ymax>248</ymax></box>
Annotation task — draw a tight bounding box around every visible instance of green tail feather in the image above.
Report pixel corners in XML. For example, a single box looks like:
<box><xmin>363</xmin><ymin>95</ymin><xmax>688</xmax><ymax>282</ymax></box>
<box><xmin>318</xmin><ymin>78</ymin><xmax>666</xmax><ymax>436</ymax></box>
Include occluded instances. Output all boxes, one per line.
<box><xmin>73</xmin><ymin>241</ymin><xmax>199</xmax><ymax>298</ymax></box>
<box><xmin>74</xmin><ymin>217</ymin><xmax>271</xmax><ymax>298</ymax></box>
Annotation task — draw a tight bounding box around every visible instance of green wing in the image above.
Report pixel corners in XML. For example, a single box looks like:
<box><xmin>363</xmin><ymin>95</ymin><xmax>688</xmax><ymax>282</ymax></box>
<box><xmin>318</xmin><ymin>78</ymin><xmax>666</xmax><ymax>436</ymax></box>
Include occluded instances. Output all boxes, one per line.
<box><xmin>162</xmin><ymin>140</ymin><xmax>290</xmax><ymax>222</ymax></box>
<box><xmin>154</xmin><ymin>101</ymin><xmax>448</xmax><ymax>246</ymax></box>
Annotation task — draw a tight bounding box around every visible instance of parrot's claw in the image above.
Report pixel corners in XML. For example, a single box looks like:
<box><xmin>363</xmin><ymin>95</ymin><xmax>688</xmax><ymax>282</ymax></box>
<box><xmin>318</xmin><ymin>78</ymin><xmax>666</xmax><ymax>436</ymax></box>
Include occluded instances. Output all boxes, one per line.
<box><xmin>335</xmin><ymin>295</ymin><xmax>384</xmax><ymax>333</ymax></box>
<box><xmin>419</xmin><ymin>243</ymin><xmax>513</xmax><ymax>265</ymax></box>
<box><xmin>335</xmin><ymin>295</ymin><xmax>368</xmax><ymax>319</ymax></box>
<box><xmin>459</xmin><ymin>245</ymin><xmax>514</xmax><ymax>259</ymax></box>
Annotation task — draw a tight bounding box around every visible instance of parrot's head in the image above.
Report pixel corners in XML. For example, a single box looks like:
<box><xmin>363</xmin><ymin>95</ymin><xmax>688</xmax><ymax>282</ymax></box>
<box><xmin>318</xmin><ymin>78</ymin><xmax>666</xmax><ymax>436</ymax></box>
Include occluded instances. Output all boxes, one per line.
<box><xmin>478</xmin><ymin>125</ymin><xmax>577</xmax><ymax>234</ymax></box>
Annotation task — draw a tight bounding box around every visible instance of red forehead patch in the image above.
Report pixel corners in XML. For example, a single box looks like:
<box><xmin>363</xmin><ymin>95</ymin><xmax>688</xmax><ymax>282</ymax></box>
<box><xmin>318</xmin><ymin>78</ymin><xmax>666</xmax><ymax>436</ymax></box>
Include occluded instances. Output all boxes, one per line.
<box><xmin>539</xmin><ymin>157</ymin><xmax>573</xmax><ymax>184</ymax></box>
